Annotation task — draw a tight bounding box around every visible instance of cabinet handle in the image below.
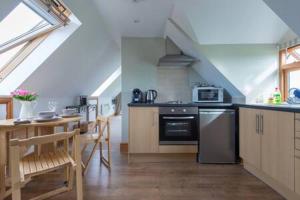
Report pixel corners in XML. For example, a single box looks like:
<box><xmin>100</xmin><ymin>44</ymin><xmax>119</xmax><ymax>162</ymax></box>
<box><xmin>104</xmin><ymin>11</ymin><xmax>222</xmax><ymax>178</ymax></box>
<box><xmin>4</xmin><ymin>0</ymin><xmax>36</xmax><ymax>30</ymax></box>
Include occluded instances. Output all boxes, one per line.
<box><xmin>256</xmin><ymin>114</ymin><xmax>259</xmax><ymax>134</ymax></box>
<box><xmin>260</xmin><ymin>114</ymin><xmax>264</xmax><ymax>134</ymax></box>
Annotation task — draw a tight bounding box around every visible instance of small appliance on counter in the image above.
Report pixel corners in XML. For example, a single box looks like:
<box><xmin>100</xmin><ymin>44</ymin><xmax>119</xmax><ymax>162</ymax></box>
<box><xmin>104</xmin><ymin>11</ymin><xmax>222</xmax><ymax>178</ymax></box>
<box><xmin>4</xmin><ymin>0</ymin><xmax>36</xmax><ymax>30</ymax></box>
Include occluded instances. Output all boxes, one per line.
<box><xmin>192</xmin><ymin>87</ymin><xmax>224</xmax><ymax>103</ymax></box>
<box><xmin>146</xmin><ymin>89</ymin><xmax>158</xmax><ymax>103</ymax></box>
<box><xmin>132</xmin><ymin>88</ymin><xmax>143</xmax><ymax>103</ymax></box>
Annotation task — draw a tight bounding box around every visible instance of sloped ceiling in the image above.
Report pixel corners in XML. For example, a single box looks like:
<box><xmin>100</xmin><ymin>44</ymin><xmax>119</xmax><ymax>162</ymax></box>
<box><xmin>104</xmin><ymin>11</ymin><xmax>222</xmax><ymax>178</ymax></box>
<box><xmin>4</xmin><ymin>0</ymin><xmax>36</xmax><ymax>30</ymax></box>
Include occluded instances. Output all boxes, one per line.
<box><xmin>0</xmin><ymin>0</ymin><xmax>20</xmax><ymax>21</ymax></box>
<box><xmin>174</xmin><ymin>0</ymin><xmax>293</xmax><ymax>44</ymax></box>
<box><xmin>95</xmin><ymin>0</ymin><xmax>294</xmax><ymax>44</ymax></box>
<box><xmin>165</xmin><ymin>19</ymin><xmax>245</xmax><ymax>102</ymax></box>
<box><xmin>19</xmin><ymin>0</ymin><xmax>121</xmax><ymax>97</ymax></box>
<box><xmin>263</xmin><ymin>0</ymin><xmax>300</xmax><ymax>37</ymax></box>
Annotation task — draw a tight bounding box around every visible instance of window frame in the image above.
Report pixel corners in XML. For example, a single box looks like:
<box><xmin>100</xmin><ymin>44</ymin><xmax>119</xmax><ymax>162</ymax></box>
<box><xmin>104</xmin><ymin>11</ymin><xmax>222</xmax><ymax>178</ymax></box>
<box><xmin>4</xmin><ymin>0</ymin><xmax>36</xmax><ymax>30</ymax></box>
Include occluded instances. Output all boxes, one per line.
<box><xmin>279</xmin><ymin>45</ymin><xmax>300</xmax><ymax>100</ymax></box>
<box><xmin>0</xmin><ymin>33</ymin><xmax>48</xmax><ymax>81</ymax></box>
<box><xmin>0</xmin><ymin>0</ymin><xmax>70</xmax><ymax>82</ymax></box>
<box><xmin>0</xmin><ymin>96</ymin><xmax>13</xmax><ymax>119</ymax></box>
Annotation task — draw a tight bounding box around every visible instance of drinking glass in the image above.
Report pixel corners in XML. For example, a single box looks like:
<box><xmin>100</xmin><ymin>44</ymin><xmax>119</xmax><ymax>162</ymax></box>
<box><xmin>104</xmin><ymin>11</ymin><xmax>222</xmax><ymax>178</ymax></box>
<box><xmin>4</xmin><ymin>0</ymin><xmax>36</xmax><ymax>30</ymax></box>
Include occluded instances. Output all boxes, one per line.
<box><xmin>48</xmin><ymin>101</ymin><xmax>58</xmax><ymax>112</ymax></box>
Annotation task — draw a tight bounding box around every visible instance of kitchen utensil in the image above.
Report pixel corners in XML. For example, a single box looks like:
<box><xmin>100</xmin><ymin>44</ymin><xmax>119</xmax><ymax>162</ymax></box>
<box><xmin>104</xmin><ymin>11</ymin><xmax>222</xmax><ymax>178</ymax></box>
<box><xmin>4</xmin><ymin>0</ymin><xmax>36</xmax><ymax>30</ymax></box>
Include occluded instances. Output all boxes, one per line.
<box><xmin>62</xmin><ymin>108</ymin><xmax>77</xmax><ymax>116</ymax></box>
<box><xmin>38</xmin><ymin>111</ymin><xmax>56</xmax><ymax>119</ymax></box>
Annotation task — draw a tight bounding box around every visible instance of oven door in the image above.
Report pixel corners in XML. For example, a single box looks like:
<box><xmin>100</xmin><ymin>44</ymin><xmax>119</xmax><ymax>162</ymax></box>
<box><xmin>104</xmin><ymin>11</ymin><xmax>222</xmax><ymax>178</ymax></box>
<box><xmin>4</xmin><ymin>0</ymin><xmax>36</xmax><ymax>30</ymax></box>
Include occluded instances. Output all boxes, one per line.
<box><xmin>159</xmin><ymin>114</ymin><xmax>198</xmax><ymax>145</ymax></box>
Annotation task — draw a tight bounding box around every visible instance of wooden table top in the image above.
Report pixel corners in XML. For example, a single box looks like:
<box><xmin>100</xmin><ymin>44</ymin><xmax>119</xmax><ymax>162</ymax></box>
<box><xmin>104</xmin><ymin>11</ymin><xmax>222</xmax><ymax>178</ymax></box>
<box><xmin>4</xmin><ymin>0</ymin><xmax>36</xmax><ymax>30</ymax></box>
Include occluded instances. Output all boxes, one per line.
<box><xmin>0</xmin><ymin>117</ymin><xmax>81</xmax><ymax>131</ymax></box>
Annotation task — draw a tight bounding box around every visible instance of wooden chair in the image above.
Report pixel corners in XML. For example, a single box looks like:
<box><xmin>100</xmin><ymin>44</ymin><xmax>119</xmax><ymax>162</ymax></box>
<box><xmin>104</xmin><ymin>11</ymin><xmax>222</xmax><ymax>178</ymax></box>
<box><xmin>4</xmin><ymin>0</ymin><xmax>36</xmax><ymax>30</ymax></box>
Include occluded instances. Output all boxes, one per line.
<box><xmin>9</xmin><ymin>129</ymin><xmax>83</xmax><ymax>200</ymax></box>
<box><xmin>80</xmin><ymin>116</ymin><xmax>112</xmax><ymax>174</ymax></box>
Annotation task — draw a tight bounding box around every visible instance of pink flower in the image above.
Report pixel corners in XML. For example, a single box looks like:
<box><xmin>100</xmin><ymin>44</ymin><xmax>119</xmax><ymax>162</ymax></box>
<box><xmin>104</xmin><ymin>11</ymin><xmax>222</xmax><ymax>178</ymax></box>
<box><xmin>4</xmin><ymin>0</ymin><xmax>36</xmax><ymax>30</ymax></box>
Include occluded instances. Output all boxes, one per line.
<box><xmin>17</xmin><ymin>89</ymin><xmax>29</xmax><ymax>96</ymax></box>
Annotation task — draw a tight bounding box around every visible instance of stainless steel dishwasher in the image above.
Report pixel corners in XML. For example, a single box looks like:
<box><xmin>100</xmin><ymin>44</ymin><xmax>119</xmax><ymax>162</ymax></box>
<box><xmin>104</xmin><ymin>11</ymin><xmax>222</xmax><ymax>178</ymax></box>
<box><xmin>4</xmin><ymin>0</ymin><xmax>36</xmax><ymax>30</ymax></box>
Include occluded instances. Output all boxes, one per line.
<box><xmin>198</xmin><ymin>109</ymin><xmax>236</xmax><ymax>163</ymax></box>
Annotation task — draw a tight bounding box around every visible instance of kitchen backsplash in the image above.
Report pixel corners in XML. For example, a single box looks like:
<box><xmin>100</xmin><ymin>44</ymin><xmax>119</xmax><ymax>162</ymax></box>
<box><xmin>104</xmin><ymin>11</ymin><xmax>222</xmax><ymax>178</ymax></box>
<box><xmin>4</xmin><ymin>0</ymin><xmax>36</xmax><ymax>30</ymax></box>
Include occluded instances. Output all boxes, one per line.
<box><xmin>156</xmin><ymin>67</ymin><xmax>193</xmax><ymax>103</ymax></box>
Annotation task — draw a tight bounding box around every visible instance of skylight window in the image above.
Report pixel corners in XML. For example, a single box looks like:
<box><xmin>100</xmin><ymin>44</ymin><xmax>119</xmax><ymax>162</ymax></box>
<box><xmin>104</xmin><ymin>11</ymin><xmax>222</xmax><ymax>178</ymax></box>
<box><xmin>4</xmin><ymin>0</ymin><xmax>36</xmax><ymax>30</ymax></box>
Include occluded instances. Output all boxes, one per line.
<box><xmin>0</xmin><ymin>3</ymin><xmax>51</xmax><ymax>46</ymax></box>
<box><xmin>0</xmin><ymin>43</ymin><xmax>27</xmax><ymax>71</ymax></box>
<box><xmin>92</xmin><ymin>67</ymin><xmax>122</xmax><ymax>97</ymax></box>
<box><xmin>0</xmin><ymin>0</ymin><xmax>71</xmax><ymax>82</ymax></box>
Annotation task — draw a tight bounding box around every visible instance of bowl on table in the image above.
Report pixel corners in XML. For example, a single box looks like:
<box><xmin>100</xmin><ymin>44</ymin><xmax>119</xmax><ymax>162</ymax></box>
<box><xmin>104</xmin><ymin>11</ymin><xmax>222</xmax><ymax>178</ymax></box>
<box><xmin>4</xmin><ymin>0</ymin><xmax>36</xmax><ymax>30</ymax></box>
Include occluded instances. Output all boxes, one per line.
<box><xmin>38</xmin><ymin>111</ymin><xmax>56</xmax><ymax>119</ymax></box>
<box><xmin>62</xmin><ymin>108</ymin><xmax>77</xmax><ymax>116</ymax></box>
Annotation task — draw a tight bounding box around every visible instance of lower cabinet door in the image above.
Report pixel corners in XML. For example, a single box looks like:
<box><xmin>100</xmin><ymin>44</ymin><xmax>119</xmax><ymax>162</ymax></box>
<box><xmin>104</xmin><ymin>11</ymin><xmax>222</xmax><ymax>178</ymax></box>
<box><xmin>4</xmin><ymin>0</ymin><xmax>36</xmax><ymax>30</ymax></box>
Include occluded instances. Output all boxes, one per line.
<box><xmin>129</xmin><ymin>107</ymin><xmax>159</xmax><ymax>153</ymax></box>
<box><xmin>296</xmin><ymin>155</ymin><xmax>300</xmax><ymax>195</ymax></box>
<box><xmin>261</xmin><ymin>110</ymin><xmax>295</xmax><ymax>191</ymax></box>
<box><xmin>239</xmin><ymin>108</ymin><xmax>261</xmax><ymax>169</ymax></box>
<box><xmin>261</xmin><ymin>110</ymin><xmax>278</xmax><ymax>181</ymax></box>
<box><xmin>275</xmin><ymin>111</ymin><xmax>294</xmax><ymax>191</ymax></box>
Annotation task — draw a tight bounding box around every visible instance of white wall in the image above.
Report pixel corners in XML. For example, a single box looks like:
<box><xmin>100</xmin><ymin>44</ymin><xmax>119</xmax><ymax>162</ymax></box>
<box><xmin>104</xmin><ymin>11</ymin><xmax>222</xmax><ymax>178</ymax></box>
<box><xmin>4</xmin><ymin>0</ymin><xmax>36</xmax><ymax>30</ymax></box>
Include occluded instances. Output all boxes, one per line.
<box><xmin>198</xmin><ymin>44</ymin><xmax>279</xmax><ymax>103</ymax></box>
<box><xmin>121</xmin><ymin>37</ymin><xmax>205</xmax><ymax>142</ymax></box>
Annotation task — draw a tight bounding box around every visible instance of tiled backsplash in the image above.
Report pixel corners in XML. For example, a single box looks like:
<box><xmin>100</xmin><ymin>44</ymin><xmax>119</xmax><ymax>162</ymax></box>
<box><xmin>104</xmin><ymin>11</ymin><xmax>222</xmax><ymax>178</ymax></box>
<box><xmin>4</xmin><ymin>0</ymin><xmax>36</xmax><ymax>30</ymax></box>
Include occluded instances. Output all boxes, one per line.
<box><xmin>156</xmin><ymin>67</ymin><xmax>192</xmax><ymax>103</ymax></box>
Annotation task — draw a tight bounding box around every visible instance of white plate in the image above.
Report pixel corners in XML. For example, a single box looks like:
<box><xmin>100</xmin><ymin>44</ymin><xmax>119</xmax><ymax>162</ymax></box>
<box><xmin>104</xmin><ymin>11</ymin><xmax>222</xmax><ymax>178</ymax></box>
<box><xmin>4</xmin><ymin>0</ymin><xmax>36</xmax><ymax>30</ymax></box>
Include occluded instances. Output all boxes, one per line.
<box><xmin>34</xmin><ymin>116</ymin><xmax>62</xmax><ymax>122</ymax></box>
<box><xmin>60</xmin><ymin>114</ymin><xmax>81</xmax><ymax>118</ymax></box>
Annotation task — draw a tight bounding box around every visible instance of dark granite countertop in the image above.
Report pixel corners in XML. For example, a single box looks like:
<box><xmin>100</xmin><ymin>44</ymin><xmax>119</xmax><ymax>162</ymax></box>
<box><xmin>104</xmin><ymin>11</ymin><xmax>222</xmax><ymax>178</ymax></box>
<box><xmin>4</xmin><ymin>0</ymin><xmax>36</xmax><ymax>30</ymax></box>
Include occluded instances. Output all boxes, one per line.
<box><xmin>128</xmin><ymin>102</ymin><xmax>300</xmax><ymax>112</ymax></box>
<box><xmin>236</xmin><ymin>103</ymin><xmax>300</xmax><ymax>113</ymax></box>
<box><xmin>128</xmin><ymin>102</ymin><xmax>234</xmax><ymax>108</ymax></box>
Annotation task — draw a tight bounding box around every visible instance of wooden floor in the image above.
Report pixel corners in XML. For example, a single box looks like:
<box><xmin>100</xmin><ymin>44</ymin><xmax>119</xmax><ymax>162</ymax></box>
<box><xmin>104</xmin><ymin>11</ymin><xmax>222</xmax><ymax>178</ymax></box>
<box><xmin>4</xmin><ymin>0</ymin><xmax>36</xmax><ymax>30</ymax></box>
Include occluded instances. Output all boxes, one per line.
<box><xmin>7</xmin><ymin>116</ymin><xmax>285</xmax><ymax>200</ymax></box>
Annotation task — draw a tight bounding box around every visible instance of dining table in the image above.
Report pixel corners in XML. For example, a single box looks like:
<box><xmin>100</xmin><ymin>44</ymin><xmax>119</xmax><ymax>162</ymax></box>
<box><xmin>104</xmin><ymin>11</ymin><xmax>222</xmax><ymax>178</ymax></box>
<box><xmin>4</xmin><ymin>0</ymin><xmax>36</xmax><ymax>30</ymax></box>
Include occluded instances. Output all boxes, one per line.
<box><xmin>0</xmin><ymin>116</ymin><xmax>81</xmax><ymax>200</ymax></box>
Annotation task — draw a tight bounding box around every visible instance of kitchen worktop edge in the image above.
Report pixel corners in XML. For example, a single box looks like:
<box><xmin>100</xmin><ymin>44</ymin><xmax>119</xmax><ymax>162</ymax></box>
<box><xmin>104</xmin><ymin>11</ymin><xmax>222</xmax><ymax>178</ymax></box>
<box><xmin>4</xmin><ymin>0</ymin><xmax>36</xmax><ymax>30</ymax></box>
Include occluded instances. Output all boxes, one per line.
<box><xmin>128</xmin><ymin>103</ymin><xmax>300</xmax><ymax>112</ymax></box>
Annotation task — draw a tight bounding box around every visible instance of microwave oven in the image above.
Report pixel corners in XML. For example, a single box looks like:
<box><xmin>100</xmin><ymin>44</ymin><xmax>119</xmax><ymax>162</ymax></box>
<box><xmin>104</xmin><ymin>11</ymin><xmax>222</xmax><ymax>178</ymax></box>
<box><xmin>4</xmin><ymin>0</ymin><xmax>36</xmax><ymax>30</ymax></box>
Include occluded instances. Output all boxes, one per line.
<box><xmin>192</xmin><ymin>87</ymin><xmax>224</xmax><ymax>103</ymax></box>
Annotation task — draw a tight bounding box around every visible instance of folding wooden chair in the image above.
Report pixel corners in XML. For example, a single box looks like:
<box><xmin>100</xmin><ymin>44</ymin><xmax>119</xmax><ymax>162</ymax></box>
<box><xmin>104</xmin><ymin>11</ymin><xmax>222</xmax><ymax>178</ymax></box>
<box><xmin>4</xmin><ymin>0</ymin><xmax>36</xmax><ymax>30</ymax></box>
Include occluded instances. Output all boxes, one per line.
<box><xmin>9</xmin><ymin>129</ymin><xmax>83</xmax><ymax>200</ymax></box>
<box><xmin>80</xmin><ymin>116</ymin><xmax>111</xmax><ymax>174</ymax></box>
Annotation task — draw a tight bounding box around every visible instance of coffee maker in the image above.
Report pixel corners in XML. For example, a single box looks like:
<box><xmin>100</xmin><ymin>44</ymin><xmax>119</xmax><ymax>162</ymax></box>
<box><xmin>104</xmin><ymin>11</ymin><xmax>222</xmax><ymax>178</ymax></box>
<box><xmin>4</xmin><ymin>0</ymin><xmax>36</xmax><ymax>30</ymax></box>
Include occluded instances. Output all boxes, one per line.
<box><xmin>132</xmin><ymin>88</ymin><xmax>143</xmax><ymax>103</ymax></box>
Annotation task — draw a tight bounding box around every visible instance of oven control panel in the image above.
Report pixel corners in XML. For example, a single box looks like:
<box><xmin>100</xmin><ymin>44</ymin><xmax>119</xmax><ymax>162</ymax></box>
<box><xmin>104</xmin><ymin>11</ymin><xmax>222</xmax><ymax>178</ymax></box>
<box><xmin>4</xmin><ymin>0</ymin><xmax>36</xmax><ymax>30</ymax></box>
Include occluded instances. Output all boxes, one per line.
<box><xmin>159</xmin><ymin>107</ymin><xmax>198</xmax><ymax>115</ymax></box>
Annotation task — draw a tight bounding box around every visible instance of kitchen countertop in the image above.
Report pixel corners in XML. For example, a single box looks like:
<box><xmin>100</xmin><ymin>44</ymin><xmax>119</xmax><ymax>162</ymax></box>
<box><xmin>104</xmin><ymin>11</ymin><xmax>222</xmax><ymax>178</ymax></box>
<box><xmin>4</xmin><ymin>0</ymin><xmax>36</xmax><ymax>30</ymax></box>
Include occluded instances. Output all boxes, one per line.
<box><xmin>236</xmin><ymin>103</ymin><xmax>300</xmax><ymax>113</ymax></box>
<box><xmin>128</xmin><ymin>102</ymin><xmax>300</xmax><ymax>112</ymax></box>
<box><xmin>128</xmin><ymin>102</ymin><xmax>234</xmax><ymax>108</ymax></box>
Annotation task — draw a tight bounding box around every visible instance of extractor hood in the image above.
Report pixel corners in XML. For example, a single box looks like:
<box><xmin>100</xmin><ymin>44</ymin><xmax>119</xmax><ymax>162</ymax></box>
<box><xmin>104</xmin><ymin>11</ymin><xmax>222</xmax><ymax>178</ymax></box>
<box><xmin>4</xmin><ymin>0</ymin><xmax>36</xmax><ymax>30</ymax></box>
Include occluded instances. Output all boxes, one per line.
<box><xmin>157</xmin><ymin>37</ymin><xmax>198</xmax><ymax>67</ymax></box>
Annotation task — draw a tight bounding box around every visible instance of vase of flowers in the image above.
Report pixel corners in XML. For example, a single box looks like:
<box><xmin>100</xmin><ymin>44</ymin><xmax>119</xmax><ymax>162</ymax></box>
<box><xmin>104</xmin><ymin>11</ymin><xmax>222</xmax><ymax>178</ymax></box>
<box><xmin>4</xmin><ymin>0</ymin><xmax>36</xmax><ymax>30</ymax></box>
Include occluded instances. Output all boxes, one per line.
<box><xmin>11</xmin><ymin>89</ymin><xmax>38</xmax><ymax>119</ymax></box>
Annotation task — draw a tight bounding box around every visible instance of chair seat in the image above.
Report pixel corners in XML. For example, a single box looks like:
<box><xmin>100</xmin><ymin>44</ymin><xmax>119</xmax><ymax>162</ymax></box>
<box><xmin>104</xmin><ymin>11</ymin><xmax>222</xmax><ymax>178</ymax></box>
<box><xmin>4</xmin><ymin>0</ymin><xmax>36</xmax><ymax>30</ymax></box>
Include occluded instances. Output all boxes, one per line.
<box><xmin>21</xmin><ymin>150</ymin><xmax>75</xmax><ymax>177</ymax></box>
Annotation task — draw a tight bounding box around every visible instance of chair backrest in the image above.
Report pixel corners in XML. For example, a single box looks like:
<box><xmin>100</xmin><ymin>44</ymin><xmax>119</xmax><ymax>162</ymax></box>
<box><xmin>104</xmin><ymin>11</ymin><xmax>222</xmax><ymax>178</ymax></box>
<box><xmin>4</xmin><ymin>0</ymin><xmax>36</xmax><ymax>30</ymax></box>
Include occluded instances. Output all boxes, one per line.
<box><xmin>96</xmin><ymin>116</ymin><xmax>111</xmax><ymax>138</ymax></box>
<box><xmin>10</xmin><ymin>129</ymin><xmax>81</xmax><ymax>164</ymax></box>
<box><xmin>10</xmin><ymin>129</ymin><xmax>80</xmax><ymax>148</ymax></box>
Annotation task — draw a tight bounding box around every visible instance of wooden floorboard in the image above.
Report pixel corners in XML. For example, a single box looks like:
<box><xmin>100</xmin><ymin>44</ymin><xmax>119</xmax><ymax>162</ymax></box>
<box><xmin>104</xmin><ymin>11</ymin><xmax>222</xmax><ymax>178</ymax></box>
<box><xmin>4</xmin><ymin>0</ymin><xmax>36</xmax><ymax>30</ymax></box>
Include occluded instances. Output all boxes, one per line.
<box><xmin>5</xmin><ymin>116</ymin><xmax>285</xmax><ymax>200</ymax></box>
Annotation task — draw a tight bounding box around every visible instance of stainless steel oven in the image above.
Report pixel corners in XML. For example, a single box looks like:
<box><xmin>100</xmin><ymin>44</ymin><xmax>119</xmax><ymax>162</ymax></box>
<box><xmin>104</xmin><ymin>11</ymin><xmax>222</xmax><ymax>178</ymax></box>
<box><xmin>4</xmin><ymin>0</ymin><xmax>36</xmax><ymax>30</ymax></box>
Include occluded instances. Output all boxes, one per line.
<box><xmin>159</xmin><ymin>107</ymin><xmax>199</xmax><ymax>145</ymax></box>
<box><xmin>192</xmin><ymin>87</ymin><xmax>224</xmax><ymax>103</ymax></box>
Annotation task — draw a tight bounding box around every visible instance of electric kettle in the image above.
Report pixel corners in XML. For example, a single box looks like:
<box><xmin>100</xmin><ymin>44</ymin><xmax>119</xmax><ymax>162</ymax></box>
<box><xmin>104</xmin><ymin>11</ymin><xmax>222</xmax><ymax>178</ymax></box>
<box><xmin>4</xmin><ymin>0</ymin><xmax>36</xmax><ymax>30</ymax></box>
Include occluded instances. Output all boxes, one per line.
<box><xmin>146</xmin><ymin>90</ymin><xmax>158</xmax><ymax>103</ymax></box>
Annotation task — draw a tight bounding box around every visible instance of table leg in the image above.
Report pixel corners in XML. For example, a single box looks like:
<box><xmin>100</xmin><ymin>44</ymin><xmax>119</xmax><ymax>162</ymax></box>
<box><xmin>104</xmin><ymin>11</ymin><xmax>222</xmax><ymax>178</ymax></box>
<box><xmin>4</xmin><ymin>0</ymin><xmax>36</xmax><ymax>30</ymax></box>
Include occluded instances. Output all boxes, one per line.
<box><xmin>63</xmin><ymin>125</ymin><xmax>70</xmax><ymax>185</ymax></box>
<box><xmin>0</xmin><ymin>131</ymin><xmax>7</xmax><ymax>200</ymax></box>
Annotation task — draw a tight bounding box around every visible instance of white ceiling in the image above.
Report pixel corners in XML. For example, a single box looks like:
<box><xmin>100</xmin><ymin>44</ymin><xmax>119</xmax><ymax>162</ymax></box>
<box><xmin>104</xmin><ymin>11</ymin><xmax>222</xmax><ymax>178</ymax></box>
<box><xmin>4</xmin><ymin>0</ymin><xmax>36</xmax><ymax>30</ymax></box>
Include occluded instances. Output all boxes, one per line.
<box><xmin>93</xmin><ymin>0</ymin><xmax>175</xmax><ymax>43</ymax></box>
<box><xmin>93</xmin><ymin>0</ymin><xmax>296</xmax><ymax>44</ymax></box>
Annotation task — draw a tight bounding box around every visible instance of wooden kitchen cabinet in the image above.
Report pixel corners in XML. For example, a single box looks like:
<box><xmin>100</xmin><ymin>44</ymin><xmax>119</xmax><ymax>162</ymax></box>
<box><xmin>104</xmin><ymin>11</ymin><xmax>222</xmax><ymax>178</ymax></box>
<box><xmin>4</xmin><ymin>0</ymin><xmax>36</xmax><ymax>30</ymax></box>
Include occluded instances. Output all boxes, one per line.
<box><xmin>261</xmin><ymin>110</ymin><xmax>294</xmax><ymax>190</ymax></box>
<box><xmin>240</xmin><ymin>107</ymin><xmax>296</xmax><ymax>198</ymax></box>
<box><xmin>129</xmin><ymin>107</ymin><xmax>159</xmax><ymax>153</ymax></box>
<box><xmin>239</xmin><ymin>108</ymin><xmax>261</xmax><ymax>169</ymax></box>
<box><xmin>295</xmin><ymin>150</ymin><xmax>300</xmax><ymax>195</ymax></box>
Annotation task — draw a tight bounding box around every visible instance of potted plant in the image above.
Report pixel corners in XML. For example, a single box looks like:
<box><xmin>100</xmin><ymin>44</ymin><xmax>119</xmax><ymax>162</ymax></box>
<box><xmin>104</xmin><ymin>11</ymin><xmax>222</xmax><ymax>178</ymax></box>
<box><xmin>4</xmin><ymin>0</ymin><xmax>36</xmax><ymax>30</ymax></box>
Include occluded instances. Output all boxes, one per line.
<box><xmin>11</xmin><ymin>89</ymin><xmax>38</xmax><ymax>119</ymax></box>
